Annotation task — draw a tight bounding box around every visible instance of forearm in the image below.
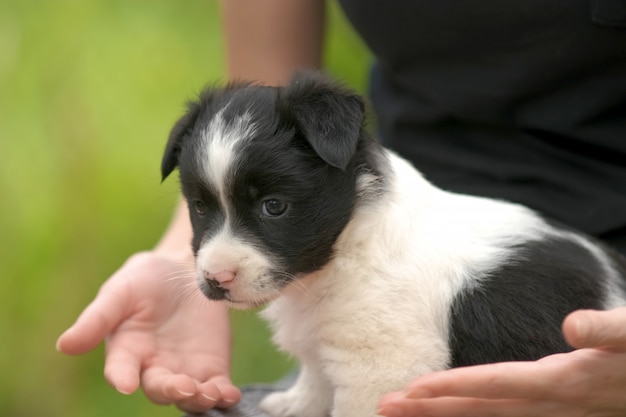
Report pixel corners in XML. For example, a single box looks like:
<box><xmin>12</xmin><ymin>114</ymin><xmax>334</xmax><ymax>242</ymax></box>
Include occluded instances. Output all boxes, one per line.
<box><xmin>154</xmin><ymin>199</ymin><xmax>194</xmax><ymax>262</ymax></box>
<box><xmin>220</xmin><ymin>0</ymin><xmax>325</xmax><ymax>85</ymax></box>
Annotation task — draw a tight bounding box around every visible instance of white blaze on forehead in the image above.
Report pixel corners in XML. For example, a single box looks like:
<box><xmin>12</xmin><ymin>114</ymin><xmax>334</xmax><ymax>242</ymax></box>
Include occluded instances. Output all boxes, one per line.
<box><xmin>199</xmin><ymin>107</ymin><xmax>257</xmax><ymax>199</ymax></box>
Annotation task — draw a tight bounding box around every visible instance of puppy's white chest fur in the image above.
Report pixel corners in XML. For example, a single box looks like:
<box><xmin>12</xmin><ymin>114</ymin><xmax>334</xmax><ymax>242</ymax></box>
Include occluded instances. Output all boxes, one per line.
<box><xmin>260</xmin><ymin>267</ymin><xmax>448</xmax><ymax>417</ymax></box>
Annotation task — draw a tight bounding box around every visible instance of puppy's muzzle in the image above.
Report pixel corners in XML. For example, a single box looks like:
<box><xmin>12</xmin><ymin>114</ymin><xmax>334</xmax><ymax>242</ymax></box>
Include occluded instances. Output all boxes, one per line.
<box><xmin>201</xmin><ymin>270</ymin><xmax>236</xmax><ymax>300</ymax></box>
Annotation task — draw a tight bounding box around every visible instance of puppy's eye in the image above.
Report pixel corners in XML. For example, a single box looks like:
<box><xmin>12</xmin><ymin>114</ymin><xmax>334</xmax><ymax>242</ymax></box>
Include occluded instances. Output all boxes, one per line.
<box><xmin>192</xmin><ymin>200</ymin><xmax>208</xmax><ymax>216</ymax></box>
<box><xmin>262</xmin><ymin>198</ymin><xmax>288</xmax><ymax>217</ymax></box>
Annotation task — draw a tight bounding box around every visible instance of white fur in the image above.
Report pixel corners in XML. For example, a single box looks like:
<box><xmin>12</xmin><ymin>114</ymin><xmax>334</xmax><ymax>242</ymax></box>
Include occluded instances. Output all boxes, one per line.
<box><xmin>200</xmin><ymin>108</ymin><xmax>256</xmax><ymax>205</ymax></box>
<box><xmin>195</xmin><ymin>225</ymin><xmax>280</xmax><ymax>309</ymax></box>
<box><xmin>259</xmin><ymin>151</ymin><xmax>549</xmax><ymax>417</ymax></box>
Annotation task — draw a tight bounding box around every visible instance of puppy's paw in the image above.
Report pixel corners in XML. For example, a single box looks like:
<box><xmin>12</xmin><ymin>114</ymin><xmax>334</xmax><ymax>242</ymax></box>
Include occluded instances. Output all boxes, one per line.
<box><xmin>259</xmin><ymin>391</ymin><xmax>293</xmax><ymax>417</ymax></box>
<box><xmin>259</xmin><ymin>390</ymin><xmax>327</xmax><ymax>417</ymax></box>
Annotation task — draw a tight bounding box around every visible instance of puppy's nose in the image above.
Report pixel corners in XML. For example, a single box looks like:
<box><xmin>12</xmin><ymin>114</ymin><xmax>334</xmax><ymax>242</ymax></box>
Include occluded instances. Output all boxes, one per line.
<box><xmin>204</xmin><ymin>270</ymin><xmax>237</xmax><ymax>288</ymax></box>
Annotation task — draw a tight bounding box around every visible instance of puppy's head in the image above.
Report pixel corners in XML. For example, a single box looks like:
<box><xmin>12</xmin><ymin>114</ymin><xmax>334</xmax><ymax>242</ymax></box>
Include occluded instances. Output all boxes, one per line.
<box><xmin>162</xmin><ymin>72</ymin><xmax>375</xmax><ymax>308</ymax></box>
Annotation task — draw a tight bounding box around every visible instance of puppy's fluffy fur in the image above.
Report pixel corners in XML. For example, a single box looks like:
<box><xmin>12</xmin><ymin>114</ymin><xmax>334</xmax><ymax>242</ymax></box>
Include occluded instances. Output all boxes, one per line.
<box><xmin>161</xmin><ymin>72</ymin><xmax>626</xmax><ymax>417</ymax></box>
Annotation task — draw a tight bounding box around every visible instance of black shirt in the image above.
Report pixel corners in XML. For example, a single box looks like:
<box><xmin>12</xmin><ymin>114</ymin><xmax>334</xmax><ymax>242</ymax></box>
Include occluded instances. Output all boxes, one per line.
<box><xmin>338</xmin><ymin>0</ymin><xmax>626</xmax><ymax>242</ymax></box>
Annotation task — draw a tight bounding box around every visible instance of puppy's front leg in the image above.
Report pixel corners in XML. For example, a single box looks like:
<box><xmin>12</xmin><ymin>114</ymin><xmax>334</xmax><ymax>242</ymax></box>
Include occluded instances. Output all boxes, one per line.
<box><xmin>331</xmin><ymin>383</ymin><xmax>387</xmax><ymax>417</ymax></box>
<box><xmin>326</xmin><ymin>349</ymin><xmax>441</xmax><ymax>417</ymax></box>
<box><xmin>259</xmin><ymin>365</ymin><xmax>332</xmax><ymax>417</ymax></box>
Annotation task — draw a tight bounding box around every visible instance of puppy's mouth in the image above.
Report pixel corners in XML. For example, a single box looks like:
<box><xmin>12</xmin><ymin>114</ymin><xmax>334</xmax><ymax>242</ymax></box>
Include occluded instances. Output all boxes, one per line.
<box><xmin>197</xmin><ymin>271</ymin><xmax>292</xmax><ymax>309</ymax></box>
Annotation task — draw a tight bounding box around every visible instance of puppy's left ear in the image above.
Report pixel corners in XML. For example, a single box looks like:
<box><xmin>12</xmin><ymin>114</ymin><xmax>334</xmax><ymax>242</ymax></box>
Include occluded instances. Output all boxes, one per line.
<box><xmin>161</xmin><ymin>100</ymin><xmax>202</xmax><ymax>181</ymax></box>
<box><xmin>283</xmin><ymin>72</ymin><xmax>365</xmax><ymax>171</ymax></box>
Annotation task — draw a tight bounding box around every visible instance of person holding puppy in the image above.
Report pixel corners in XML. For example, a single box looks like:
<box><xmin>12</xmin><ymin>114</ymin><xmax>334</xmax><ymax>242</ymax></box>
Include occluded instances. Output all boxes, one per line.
<box><xmin>57</xmin><ymin>1</ymin><xmax>626</xmax><ymax>416</ymax></box>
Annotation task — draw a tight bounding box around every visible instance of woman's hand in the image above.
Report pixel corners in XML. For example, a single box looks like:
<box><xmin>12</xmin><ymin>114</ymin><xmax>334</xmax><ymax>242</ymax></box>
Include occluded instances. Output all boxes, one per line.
<box><xmin>57</xmin><ymin>251</ymin><xmax>241</xmax><ymax>413</ymax></box>
<box><xmin>377</xmin><ymin>307</ymin><xmax>626</xmax><ymax>417</ymax></box>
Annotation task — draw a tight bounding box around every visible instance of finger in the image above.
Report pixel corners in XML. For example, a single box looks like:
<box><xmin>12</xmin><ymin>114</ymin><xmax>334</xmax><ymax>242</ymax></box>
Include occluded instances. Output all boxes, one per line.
<box><xmin>173</xmin><ymin>375</ymin><xmax>241</xmax><ymax>413</ymax></box>
<box><xmin>141</xmin><ymin>367</ymin><xmax>199</xmax><ymax>405</ymax></box>
<box><xmin>56</xmin><ymin>280</ymin><xmax>131</xmax><ymax>355</ymax></box>
<box><xmin>103</xmin><ymin>345</ymin><xmax>142</xmax><ymax>395</ymax></box>
<box><xmin>378</xmin><ymin>397</ymin><xmax>563</xmax><ymax>417</ymax></box>
<box><xmin>563</xmin><ymin>307</ymin><xmax>626</xmax><ymax>350</ymax></box>
<box><xmin>174</xmin><ymin>383</ymin><xmax>225</xmax><ymax>414</ymax></box>
<box><xmin>200</xmin><ymin>375</ymin><xmax>242</xmax><ymax>408</ymax></box>
<box><xmin>401</xmin><ymin>361</ymin><xmax>561</xmax><ymax>401</ymax></box>
<box><xmin>377</xmin><ymin>391</ymin><xmax>406</xmax><ymax>412</ymax></box>
<box><xmin>142</xmin><ymin>368</ymin><xmax>241</xmax><ymax>413</ymax></box>
<box><xmin>175</xmin><ymin>383</ymin><xmax>221</xmax><ymax>413</ymax></box>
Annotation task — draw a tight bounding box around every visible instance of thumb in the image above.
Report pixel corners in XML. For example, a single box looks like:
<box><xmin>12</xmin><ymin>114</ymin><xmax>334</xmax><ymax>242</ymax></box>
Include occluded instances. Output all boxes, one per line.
<box><xmin>563</xmin><ymin>307</ymin><xmax>626</xmax><ymax>350</ymax></box>
<box><xmin>57</xmin><ymin>280</ymin><xmax>130</xmax><ymax>355</ymax></box>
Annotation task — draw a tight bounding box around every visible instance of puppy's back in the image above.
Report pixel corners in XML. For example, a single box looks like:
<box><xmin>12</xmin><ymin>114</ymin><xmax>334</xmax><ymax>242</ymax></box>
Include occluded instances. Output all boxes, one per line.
<box><xmin>447</xmin><ymin>224</ymin><xmax>626</xmax><ymax>366</ymax></box>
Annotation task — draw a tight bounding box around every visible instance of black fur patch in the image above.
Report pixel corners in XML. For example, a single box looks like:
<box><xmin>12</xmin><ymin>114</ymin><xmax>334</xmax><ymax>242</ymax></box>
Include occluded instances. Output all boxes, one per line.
<box><xmin>448</xmin><ymin>234</ymin><xmax>612</xmax><ymax>366</ymax></box>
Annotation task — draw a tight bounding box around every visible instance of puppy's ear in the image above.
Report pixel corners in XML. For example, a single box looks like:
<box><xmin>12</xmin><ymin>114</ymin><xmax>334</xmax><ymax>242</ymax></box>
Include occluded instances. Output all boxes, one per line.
<box><xmin>283</xmin><ymin>71</ymin><xmax>365</xmax><ymax>171</ymax></box>
<box><xmin>161</xmin><ymin>100</ymin><xmax>202</xmax><ymax>181</ymax></box>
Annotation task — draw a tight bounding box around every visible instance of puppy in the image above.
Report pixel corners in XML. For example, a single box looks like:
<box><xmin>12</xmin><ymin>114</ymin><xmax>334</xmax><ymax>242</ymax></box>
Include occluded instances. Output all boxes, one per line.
<box><xmin>161</xmin><ymin>72</ymin><xmax>626</xmax><ymax>417</ymax></box>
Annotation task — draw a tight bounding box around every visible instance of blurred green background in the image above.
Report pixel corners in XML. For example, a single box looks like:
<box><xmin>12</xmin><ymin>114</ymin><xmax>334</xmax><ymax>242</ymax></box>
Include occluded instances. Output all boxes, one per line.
<box><xmin>0</xmin><ymin>1</ymin><xmax>370</xmax><ymax>416</ymax></box>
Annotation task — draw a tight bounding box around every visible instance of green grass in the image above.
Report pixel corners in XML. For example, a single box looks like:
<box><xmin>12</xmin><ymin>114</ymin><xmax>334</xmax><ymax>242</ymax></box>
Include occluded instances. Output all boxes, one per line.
<box><xmin>0</xmin><ymin>1</ymin><xmax>370</xmax><ymax>416</ymax></box>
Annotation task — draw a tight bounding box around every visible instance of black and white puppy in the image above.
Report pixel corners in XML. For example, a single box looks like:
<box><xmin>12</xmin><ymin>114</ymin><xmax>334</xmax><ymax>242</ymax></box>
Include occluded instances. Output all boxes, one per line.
<box><xmin>161</xmin><ymin>72</ymin><xmax>626</xmax><ymax>417</ymax></box>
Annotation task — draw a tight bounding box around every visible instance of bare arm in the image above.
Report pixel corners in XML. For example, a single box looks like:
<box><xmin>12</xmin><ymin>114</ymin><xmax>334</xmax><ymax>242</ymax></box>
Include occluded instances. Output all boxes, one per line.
<box><xmin>153</xmin><ymin>199</ymin><xmax>194</xmax><ymax>259</ymax></box>
<box><xmin>220</xmin><ymin>0</ymin><xmax>325</xmax><ymax>85</ymax></box>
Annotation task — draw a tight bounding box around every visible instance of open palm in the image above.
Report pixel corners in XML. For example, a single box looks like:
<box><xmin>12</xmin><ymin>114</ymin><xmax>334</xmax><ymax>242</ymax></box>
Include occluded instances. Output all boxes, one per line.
<box><xmin>57</xmin><ymin>251</ymin><xmax>241</xmax><ymax>413</ymax></box>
